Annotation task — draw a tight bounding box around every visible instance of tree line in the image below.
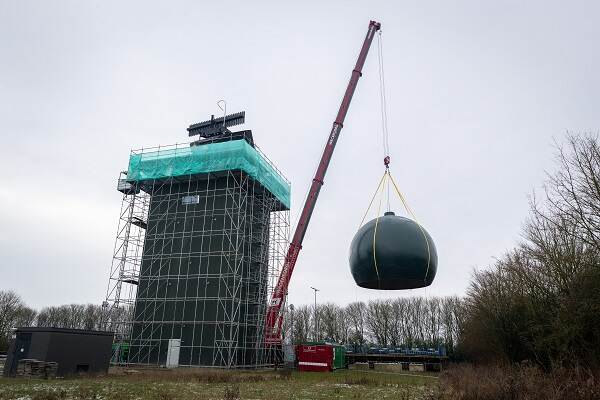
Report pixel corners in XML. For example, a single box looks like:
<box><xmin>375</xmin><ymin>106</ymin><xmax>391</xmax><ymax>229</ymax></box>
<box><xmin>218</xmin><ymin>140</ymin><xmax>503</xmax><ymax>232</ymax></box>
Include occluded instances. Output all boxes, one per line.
<box><xmin>283</xmin><ymin>296</ymin><xmax>464</xmax><ymax>353</ymax></box>
<box><xmin>1</xmin><ymin>134</ymin><xmax>598</xmax><ymax>370</ymax></box>
<box><xmin>0</xmin><ymin>290</ymin><xmax>463</xmax><ymax>354</ymax></box>
<box><xmin>0</xmin><ymin>292</ymin><xmax>129</xmax><ymax>352</ymax></box>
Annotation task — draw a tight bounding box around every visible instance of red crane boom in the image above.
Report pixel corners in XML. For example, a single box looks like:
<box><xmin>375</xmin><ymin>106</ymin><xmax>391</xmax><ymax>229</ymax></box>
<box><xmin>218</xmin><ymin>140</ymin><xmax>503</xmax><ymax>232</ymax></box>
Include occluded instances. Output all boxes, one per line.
<box><xmin>264</xmin><ymin>20</ymin><xmax>382</xmax><ymax>344</ymax></box>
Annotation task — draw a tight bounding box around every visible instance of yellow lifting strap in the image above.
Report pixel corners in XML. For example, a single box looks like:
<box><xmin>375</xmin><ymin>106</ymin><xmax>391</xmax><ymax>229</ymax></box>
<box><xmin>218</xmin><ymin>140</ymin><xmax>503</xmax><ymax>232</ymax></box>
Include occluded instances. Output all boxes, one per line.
<box><xmin>358</xmin><ymin>169</ymin><xmax>432</xmax><ymax>284</ymax></box>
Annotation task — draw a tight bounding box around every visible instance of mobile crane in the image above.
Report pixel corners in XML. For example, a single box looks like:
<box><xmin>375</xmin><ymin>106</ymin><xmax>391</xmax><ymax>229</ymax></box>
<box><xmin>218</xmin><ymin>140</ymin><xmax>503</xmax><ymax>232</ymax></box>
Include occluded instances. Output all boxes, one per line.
<box><xmin>264</xmin><ymin>20</ymin><xmax>382</xmax><ymax>345</ymax></box>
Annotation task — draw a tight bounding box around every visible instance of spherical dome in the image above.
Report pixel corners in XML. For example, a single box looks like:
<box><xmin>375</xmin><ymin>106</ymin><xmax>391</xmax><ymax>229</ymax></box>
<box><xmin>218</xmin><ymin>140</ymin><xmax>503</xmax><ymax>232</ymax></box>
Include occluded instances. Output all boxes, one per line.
<box><xmin>349</xmin><ymin>211</ymin><xmax>438</xmax><ymax>290</ymax></box>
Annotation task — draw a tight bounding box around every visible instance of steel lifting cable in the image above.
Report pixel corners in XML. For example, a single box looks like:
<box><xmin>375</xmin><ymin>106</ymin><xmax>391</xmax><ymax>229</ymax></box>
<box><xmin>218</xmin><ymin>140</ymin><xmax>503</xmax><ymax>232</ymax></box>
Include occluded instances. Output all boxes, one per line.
<box><xmin>356</xmin><ymin>30</ymin><xmax>432</xmax><ymax>286</ymax></box>
<box><xmin>379</xmin><ymin>29</ymin><xmax>431</xmax><ymax>284</ymax></box>
<box><xmin>377</xmin><ymin>30</ymin><xmax>393</xmax><ymax>216</ymax></box>
<box><xmin>354</xmin><ymin>30</ymin><xmax>393</xmax><ymax>286</ymax></box>
<box><xmin>373</xmin><ymin>29</ymin><xmax>390</xmax><ymax>284</ymax></box>
<box><xmin>377</xmin><ymin>31</ymin><xmax>391</xmax><ymax>162</ymax></box>
<box><xmin>358</xmin><ymin>172</ymin><xmax>387</xmax><ymax>229</ymax></box>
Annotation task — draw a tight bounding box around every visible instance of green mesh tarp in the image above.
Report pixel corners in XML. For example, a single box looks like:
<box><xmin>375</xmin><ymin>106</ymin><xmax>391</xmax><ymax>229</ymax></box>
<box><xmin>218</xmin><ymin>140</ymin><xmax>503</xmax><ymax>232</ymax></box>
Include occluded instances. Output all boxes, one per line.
<box><xmin>127</xmin><ymin>140</ymin><xmax>290</xmax><ymax>209</ymax></box>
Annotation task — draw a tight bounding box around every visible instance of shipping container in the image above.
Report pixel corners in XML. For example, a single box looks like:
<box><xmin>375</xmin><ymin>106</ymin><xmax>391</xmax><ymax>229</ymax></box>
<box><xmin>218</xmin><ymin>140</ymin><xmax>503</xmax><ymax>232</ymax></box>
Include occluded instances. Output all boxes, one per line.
<box><xmin>332</xmin><ymin>345</ymin><xmax>346</xmax><ymax>369</ymax></box>
<box><xmin>296</xmin><ymin>343</ymin><xmax>346</xmax><ymax>372</ymax></box>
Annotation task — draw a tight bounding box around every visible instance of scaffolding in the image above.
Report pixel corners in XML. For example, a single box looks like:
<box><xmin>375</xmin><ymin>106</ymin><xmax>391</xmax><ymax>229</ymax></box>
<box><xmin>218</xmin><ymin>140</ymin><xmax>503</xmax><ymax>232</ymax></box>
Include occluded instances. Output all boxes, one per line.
<box><xmin>105</xmin><ymin>138</ymin><xmax>290</xmax><ymax>368</ymax></box>
<box><xmin>104</xmin><ymin>172</ymin><xmax>150</xmax><ymax>363</ymax></box>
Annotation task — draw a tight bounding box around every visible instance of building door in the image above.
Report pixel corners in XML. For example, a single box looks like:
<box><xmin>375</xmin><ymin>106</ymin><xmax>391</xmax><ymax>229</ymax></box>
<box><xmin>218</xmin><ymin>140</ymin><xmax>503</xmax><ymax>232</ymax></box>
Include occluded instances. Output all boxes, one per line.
<box><xmin>166</xmin><ymin>339</ymin><xmax>181</xmax><ymax>368</ymax></box>
<box><xmin>8</xmin><ymin>332</ymin><xmax>32</xmax><ymax>376</ymax></box>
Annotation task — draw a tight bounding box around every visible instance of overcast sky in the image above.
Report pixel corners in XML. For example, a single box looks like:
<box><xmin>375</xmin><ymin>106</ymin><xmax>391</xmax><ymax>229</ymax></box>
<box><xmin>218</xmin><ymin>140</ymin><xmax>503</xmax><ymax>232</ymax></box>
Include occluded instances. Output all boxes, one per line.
<box><xmin>1</xmin><ymin>1</ymin><xmax>598</xmax><ymax>310</ymax></box>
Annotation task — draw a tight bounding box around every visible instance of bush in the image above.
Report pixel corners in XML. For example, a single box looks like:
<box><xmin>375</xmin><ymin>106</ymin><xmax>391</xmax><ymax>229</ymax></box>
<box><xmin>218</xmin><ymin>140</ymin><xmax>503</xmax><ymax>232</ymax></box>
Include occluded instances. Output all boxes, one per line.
<box><xmin>458</xmin><ymin>134</ymin><xmax>600</xmax><ymax>369</ymax></box>
<box><xmin>440</xmin><ymin>364</ymin><xmax>600</xmax><ymax>400</ymax></box>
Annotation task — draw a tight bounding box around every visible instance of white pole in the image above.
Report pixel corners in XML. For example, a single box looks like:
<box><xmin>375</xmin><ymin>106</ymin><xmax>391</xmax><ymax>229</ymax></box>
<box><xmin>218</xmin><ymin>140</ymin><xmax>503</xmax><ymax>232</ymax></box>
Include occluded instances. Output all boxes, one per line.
<box><xmin>310</xmin><ymin>287</ymin><xmax>320</xmax><ymax>342</ymax></box>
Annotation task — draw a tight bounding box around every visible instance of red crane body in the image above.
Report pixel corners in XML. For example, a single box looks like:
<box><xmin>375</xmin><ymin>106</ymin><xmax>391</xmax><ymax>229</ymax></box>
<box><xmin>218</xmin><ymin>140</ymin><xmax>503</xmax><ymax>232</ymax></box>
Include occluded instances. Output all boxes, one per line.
<box><xmin>264</xmin><ymin>20</ymin><xmax>382</xmax><ymax>344</ymax></box>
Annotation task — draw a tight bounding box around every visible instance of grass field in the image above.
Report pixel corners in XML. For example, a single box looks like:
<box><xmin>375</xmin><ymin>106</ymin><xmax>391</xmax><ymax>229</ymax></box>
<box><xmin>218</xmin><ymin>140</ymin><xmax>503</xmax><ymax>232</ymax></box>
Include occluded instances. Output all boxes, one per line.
<box><xmin>0</xmin><ymin>368</ymin><xmax>439</xmax><ymax>400</ymax></box>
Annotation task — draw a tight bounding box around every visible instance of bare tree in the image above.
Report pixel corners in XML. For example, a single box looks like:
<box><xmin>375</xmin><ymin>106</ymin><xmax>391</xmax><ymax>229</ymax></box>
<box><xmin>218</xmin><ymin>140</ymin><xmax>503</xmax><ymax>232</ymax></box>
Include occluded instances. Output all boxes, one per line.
<box><xmin>424</xmin><ymin>297</ymin><xmax>442</xmax><ymax>346</ymax></box>
<box><xmin>0</xmin><ymin>291</ymin><xmax>36</xmax><ymax>351</ymax></box>
<box><xmin>15</xmin><ymin>306</ymin><xmax>37</xmax><ymax>328</ymax></box>
<box><xmin>440</xmin><ymin>296</ymin><xmax>463</xmax><ymax>353</ymax></box>
<box><xmin>537</xmin><ymin>134</ymin><xmax>600</xmax><ymax>253</ymax></box>
<box><xmin>36</xmin><ymin>303</ymin><xmax>111</xmax><ymax>330</ymax></box>
<box><xmin>318</xmin><ymin>303</ymin><xmax>341</xmax><ymax>342</ymax></box>
<box><xmin>389</xmin><ymin>298</ymin><xmax>405</xmax><ymax>347</ymax></box>
<box><xmin>459</xmin><ymin>135</ymin><xmax>600</xmax><ymax>367</ymax></box>
<box><xmin>366</xmin><ymin>300</ymin><xmax>393</xmax><ymax>347</ymax></box>
<box><xmin>336</xmin><ymin>307</ymin><xmax>350</xmax><ymax>344</ymax></box>
<box><xmin>291</xmin><ymin>305</ymin><xmax>312</xmax><ymax>344</ymax></box>
<box><xmin>345</xmin><ymin>301</ymin><xmax>367</xmax><ymax>344</ymax></box>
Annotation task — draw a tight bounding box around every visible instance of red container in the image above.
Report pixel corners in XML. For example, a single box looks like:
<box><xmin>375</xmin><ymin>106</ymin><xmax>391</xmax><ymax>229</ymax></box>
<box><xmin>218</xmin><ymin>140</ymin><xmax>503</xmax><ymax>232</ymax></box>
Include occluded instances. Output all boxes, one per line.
<box><xmin>296</xmin><ymin>344</ymin><xmax>333</xmax><ymax>372</ymax></box>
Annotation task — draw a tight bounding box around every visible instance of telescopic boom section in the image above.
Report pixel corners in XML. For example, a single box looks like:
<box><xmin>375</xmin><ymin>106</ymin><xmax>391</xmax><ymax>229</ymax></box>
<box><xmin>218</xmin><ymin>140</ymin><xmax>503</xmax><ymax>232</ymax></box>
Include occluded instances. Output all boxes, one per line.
<box><xmin>264</xmin><ymin>20</ymin><xmax>381</xmax><ymax>344</ymax></box>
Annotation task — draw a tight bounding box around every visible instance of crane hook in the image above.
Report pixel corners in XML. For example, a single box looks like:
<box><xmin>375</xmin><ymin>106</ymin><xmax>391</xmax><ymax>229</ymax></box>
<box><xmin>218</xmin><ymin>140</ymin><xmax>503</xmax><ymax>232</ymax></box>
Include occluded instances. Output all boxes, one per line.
<box><xmin>384</xmin><ymin>155</ymin><xmax>391</xmax><ymax>168</ymax></box>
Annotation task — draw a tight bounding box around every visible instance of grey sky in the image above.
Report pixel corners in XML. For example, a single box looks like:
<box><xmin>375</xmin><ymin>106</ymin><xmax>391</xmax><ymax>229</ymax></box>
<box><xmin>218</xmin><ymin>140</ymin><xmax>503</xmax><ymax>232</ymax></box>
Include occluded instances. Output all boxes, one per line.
<box><xmin>1</xmin><ymin>1</ymin><xmax>598</xmax><ymax>310</ymax></box>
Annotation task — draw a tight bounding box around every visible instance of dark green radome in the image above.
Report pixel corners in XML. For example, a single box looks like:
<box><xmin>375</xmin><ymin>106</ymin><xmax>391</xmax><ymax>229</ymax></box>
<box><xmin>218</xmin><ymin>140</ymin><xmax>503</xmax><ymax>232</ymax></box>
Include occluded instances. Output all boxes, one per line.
<box><xmin>349</xmin><ymin>211</ymin><xmax>438</xmax><ymax>290</ymax></box>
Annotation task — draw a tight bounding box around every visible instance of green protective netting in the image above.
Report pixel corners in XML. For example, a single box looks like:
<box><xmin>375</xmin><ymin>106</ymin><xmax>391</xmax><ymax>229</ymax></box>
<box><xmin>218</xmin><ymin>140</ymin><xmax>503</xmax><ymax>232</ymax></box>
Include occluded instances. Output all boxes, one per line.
<box><xmin>127</xmin><ymin>140</ymin><xmax>290</xmax><ymax>209</ymax></box>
